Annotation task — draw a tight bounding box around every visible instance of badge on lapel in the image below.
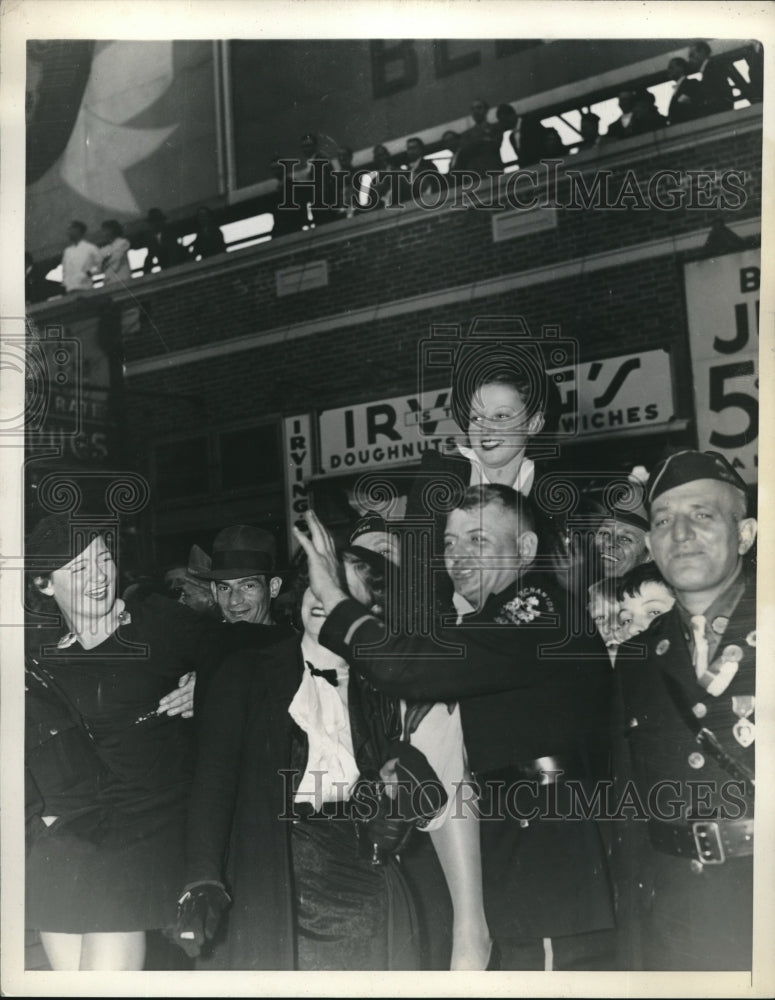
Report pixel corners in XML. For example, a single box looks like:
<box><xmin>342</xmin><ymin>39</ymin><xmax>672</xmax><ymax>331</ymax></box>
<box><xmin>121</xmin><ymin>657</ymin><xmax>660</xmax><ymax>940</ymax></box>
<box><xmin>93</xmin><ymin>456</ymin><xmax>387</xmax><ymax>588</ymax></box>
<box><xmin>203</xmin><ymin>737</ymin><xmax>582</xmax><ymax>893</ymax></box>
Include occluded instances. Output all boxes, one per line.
<box><xmin>711</xmin><ymin>616</ymin><xmax>729</xmax><ymax>635</ymax></box>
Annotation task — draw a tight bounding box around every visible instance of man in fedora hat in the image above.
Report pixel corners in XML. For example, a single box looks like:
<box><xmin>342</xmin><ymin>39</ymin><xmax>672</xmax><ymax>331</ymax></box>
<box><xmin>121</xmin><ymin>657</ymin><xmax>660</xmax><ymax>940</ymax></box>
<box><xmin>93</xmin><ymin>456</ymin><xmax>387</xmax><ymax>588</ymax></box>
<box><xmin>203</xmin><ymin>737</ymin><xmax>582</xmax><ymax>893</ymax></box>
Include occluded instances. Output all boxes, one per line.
<box><xmin>190</xmin><ymin>525</ymin><xmax>283</xmax><ymax>626</ymax></box>
<box><xmin>186</xmin><ymin>526</ymin><xmax>291</xmax><ymax>712</ymax></box>
<box><xmin>613</xmin><ymin>450</ymin><xmax>757</xmax><ymax>970</ymax></box>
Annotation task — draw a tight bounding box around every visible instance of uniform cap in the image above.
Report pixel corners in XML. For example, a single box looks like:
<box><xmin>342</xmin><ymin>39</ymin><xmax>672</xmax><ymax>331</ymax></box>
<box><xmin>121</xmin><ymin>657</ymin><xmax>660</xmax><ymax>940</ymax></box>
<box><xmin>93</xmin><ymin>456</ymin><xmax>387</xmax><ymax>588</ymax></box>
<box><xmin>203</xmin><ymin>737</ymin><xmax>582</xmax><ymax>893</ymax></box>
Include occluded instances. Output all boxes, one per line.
<box><xmin>647</xmin><ymin>450</ymin><xmax>748</xmax><ymax>508</ymax></box>
<box><xmin>349</xmin><ymin>513</ymin><xmax>388</xmax><ymax>545</ymax></box>
<box><xmin>593</xmin><ymin>501</ymin><xmax>650</xmax><ymax>533</ymax></box>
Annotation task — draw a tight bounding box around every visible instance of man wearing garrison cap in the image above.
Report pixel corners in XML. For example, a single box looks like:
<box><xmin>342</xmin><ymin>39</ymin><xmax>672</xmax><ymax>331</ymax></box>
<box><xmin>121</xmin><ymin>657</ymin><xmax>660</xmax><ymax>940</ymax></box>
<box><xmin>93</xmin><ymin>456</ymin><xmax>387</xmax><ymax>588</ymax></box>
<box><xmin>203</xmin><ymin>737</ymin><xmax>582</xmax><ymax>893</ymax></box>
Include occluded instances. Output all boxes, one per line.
<box><xmin>348</xmin><ymin>512</ymin><xmax>401</xmax><ymax>567</ymax></box>
<box><xmin>592</xmin><ymin>499</ymin><xmax>651</xmax><ymax>582</ymax></box>
<box><xmin>612</xmin><ymin>451</ymin><xmax>757</xmax><ymax>971</ymax></box>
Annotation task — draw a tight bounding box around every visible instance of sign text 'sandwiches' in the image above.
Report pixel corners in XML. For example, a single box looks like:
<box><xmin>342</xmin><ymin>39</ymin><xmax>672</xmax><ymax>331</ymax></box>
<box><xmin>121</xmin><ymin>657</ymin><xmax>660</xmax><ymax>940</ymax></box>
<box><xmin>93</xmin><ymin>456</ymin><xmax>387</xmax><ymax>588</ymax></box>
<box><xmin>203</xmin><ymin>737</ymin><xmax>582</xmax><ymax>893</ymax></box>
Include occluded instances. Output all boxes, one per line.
<box><xmin>317</xmin><ymin>349</ymin><xmax>675</xmax><ymax>475</ymax></box>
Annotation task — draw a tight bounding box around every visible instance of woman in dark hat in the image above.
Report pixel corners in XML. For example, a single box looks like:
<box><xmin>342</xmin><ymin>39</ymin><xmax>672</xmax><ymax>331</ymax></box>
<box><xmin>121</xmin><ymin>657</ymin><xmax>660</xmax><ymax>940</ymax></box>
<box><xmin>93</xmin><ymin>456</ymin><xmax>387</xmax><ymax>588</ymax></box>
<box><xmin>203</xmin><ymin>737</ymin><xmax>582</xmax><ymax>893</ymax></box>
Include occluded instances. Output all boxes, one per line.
<box><xmin>174</xmin><ymin>544</ymin><xmax>444</xmax><ymax>970</ymax></box>
<box><xmin>24</xmin><ymin>513</ymin><xmax>260</xmax><ymax>970</ymax></box>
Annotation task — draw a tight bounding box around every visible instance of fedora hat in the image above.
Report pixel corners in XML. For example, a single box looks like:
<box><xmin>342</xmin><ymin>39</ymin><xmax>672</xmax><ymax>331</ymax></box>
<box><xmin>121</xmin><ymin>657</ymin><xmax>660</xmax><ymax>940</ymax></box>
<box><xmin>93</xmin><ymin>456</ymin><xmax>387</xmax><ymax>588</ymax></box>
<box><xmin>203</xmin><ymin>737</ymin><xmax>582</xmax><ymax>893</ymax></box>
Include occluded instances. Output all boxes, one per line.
<box><xmin>188</xmin><ymin>525</ymin><xmax>278</xmax><ymax>581</ymax></box>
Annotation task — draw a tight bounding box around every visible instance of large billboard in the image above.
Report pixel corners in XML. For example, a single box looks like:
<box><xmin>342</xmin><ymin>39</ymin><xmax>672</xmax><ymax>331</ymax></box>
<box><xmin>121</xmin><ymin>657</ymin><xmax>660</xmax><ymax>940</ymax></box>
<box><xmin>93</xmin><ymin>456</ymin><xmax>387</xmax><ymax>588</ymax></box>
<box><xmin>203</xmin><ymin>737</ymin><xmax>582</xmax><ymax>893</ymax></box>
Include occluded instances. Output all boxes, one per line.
<box><xmin>25</xmin><ymin>40</ymin><xmax>220</xmax><ymax>260</ymax></box>
<box><xmin>23</xmin><ymin>35</ymin><xmax>734</xmax><ymax>259</ymax></box>
<box><xmin>228</xmin><ymin>38</ymin><xmax>688</xmax><ymax>191</ymax></box>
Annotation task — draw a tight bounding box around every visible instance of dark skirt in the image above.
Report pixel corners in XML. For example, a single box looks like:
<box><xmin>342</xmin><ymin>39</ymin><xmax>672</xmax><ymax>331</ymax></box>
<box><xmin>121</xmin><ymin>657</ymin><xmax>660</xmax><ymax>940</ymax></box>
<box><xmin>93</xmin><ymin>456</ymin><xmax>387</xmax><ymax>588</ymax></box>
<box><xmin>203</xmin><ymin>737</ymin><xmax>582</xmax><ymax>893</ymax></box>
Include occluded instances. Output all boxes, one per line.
<box><xmin>291</xmin><ymin>816</ymin><xmax>420</xmax><ymax>970</ymax></box>
<box><xmin>26</xmin><ymin>795</ymin><xmax>187</xmax><ymax>934</ymax></box>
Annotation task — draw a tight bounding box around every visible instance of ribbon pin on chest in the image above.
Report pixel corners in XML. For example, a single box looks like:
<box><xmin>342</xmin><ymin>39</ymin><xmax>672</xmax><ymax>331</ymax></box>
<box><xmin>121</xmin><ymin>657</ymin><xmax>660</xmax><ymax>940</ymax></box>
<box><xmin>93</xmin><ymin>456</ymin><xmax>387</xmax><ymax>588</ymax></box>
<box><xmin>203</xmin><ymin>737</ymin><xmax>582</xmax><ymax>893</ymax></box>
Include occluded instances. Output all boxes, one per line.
<box><xmin>697</xmin><ymin>644</ymin><xmax>743</xmax><ymax>698</ymax></box>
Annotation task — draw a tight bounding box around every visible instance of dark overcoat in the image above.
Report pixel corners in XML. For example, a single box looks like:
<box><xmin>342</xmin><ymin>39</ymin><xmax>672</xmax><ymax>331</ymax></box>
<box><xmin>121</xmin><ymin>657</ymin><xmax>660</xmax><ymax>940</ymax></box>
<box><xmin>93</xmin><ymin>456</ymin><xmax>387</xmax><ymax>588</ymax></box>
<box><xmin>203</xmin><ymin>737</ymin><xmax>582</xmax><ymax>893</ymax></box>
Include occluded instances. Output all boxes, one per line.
<box><xmin>185</xmin><ymin>635</ymin><xmax>407</xmax><ymax>970</ymax></box>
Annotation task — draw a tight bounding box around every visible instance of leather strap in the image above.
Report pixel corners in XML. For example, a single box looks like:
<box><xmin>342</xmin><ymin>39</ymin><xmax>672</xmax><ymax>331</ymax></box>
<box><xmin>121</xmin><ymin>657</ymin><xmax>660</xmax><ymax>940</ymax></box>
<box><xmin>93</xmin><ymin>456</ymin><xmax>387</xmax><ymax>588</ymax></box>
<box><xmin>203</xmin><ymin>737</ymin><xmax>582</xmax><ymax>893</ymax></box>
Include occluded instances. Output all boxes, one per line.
<box><xmin>648</xmin><ymin>818</ymin><xmax>754</xmax><ymax>865</ymax></box>
<box><xmin>659</xmin><ymin>671</ymin><xmax>755</xmax><ymax>786</ymax></box>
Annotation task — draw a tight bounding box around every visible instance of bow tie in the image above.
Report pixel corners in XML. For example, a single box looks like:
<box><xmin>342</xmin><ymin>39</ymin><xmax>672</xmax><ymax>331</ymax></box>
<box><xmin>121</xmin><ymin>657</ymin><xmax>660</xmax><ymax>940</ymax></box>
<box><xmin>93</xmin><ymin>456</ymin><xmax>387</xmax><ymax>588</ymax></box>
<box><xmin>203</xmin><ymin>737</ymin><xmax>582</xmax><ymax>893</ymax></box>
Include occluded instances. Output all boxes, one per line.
<box><xmin>305</xmin><ymin>660</ymin><xmax>338</xmax><ymax>687</ymax></box>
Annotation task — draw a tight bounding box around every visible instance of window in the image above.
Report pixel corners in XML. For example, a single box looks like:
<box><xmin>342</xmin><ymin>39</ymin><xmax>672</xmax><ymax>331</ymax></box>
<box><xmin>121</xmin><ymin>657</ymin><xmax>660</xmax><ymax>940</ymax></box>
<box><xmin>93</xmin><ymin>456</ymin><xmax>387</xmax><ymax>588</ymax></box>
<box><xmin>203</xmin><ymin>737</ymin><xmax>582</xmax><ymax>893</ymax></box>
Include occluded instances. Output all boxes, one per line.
<box><xmin>155</xmin><ymin>437</ymin><xmax>209</xmax><ymax>500</ymax></box>
<box><xmin>219</xmin><ymin>425</ymin><xmax>282</xmax><ymax>491</ymax></box>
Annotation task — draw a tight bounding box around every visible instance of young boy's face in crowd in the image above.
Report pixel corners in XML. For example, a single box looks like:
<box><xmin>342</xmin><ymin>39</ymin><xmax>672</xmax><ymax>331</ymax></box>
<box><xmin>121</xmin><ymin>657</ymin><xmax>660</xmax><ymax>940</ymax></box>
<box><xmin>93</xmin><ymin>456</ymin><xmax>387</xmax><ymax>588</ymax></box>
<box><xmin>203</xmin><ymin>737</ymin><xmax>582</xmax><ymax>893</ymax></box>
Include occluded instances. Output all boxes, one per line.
<box><xmin>617</xmin><ymin>580</ymin><xmax>675</xmax><ymax>640</ymax></box>
<box><xmin>588</xmin><ymin>589</ymin><xmax>622</xmax><ymax>647</ymax></box>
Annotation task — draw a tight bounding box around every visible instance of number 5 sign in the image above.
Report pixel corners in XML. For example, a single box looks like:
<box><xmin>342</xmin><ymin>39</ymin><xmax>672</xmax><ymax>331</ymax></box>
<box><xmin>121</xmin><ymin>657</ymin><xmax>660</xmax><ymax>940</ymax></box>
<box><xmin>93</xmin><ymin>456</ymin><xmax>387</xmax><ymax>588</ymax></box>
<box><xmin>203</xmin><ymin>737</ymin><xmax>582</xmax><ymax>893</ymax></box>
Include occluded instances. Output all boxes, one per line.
<box><xmin>684</xmin><ymin>249</ymin><xmax>759</xmax><ymax>483</ymax></box>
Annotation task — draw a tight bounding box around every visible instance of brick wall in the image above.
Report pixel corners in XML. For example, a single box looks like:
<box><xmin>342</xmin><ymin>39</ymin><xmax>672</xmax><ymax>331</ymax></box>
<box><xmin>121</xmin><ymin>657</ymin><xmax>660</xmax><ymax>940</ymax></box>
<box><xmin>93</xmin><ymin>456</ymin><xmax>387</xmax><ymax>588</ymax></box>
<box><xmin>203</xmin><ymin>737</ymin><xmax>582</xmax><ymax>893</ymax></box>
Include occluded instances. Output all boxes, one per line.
<box><xmin>124</xmin><ymin>252</ymin><xmax>688</xmax><ymax>430</ymax></box>
<box><xmin>117</xmin><ymin>114</ymin><xmax>761</xmax><ymax>365</ymax></box>
<box><xmin>27</xmin><ymin>109</ymin><xmax>762</xmax><ymax>563</ymax></box>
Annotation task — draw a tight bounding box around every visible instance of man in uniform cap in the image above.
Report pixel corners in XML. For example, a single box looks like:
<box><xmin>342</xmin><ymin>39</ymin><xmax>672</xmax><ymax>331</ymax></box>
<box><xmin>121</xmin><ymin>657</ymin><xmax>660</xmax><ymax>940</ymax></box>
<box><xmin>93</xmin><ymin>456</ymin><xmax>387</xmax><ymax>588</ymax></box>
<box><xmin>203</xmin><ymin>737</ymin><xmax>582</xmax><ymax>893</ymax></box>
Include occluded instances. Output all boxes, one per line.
<box><xmin>613</xmin><ymin>450</ymin><xmax>757</xmax><ymax>970</ymax></box>
<box><xmin>348</xmin><ymin>512</ymin><xmax>401</xmax><ymax>567</ymax></box>
<box><xmin>588</xmin><ymin>492</ymin><xmax>652</xmax><ymax>658</ymax></box>
<box><xmin>592</xmin><ymin>499</ymin><xmax>651</xmax><ymax>583</ymax></box>
<box><xmin>190</xmin><ymin>525</ymin><xmax>283</xmax><ymax>626</ymax></box>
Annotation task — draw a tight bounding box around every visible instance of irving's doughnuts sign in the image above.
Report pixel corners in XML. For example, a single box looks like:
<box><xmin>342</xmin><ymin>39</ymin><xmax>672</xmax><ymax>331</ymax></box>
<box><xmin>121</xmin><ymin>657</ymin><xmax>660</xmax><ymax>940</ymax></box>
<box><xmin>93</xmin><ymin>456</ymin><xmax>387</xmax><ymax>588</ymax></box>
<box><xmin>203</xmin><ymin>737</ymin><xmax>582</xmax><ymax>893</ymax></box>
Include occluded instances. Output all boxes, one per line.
<box><xmin>316</xmin><ymin>348</ymin><xmax>675</xmax><ymax>475</ymax></box>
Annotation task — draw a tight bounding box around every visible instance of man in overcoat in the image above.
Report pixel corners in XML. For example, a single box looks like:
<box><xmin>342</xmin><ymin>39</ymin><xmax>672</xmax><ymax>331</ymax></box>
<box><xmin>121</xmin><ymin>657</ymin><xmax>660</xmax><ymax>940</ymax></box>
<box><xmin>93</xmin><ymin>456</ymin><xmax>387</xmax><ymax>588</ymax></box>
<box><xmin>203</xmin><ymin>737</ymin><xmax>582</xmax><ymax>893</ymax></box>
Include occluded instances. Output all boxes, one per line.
<box><xmin>175</xmin><ymin>547</ymin><xmax>436</xmax><ymax>970</ymax></box>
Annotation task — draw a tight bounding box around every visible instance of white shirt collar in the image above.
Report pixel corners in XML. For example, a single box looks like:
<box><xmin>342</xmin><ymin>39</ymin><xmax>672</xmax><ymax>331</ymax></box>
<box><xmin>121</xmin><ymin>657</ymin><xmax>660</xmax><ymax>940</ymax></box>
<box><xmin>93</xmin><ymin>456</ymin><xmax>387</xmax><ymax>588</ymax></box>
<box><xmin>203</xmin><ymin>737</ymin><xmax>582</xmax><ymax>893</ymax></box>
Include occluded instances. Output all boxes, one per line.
<box><xmin>456</xmin><ymin>445</ymin><xmax>535</xmax><ymax>495</ymax></box>
<box><xmin>452</xmin><ymin>590</ymin><xmax>476</xmax><ymax>623</ymax></box>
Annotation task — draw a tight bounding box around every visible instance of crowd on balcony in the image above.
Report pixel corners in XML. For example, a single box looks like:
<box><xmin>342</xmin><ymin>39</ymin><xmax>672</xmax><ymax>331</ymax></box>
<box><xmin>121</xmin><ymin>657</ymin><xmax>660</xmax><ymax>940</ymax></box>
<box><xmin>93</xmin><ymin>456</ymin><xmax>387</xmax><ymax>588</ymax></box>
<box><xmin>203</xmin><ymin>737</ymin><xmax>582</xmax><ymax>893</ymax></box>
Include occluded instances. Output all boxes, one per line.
<box><xmin>24</xmin><ymin>40</ymin><xmax>762</xmax><ymax>304</ymax></box>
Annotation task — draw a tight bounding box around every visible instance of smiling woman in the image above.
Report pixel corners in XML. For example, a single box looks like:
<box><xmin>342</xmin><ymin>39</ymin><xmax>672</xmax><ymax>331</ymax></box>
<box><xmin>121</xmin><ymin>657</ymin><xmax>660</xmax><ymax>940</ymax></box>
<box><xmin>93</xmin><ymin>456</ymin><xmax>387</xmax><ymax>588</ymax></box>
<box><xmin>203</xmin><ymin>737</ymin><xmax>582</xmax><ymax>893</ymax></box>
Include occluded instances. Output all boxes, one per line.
<box><xmin>42</xmin><ymin>537</ymin><xmax>118</xmax><ymax>643</ymax></box>
<box><xmin>23</xmin><ymin>513</ymin><xmax>255</xmax><ymax>971</ymax></box>
<box><xmin>463</xmin><ymin>378</ymin><xmax>546</xmax><ymax>486</ymax></box>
